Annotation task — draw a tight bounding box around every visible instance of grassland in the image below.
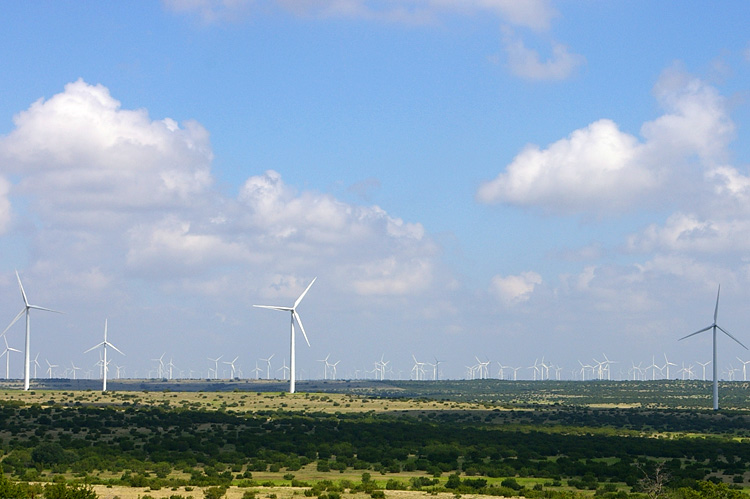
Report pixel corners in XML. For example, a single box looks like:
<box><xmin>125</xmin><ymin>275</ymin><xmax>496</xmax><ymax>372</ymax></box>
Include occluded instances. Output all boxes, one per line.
<box><xmin>2</xmin><ymin>380</ymin><xmax>750</xmax><ymax>499</ymax></box>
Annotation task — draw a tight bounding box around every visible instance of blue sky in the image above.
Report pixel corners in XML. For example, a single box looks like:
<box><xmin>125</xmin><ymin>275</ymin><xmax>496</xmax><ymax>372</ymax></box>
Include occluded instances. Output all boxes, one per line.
<box><xmin>2</xmin><ymin>1</ymin><xmax>750</xmax><ymax>382</ymax></box>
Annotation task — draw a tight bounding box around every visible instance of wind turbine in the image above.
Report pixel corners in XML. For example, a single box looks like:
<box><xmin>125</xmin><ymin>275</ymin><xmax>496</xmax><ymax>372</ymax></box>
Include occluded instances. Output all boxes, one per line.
<box><xmin>696</xmin><ymin>360</ymin><xmax>711</xmax><ymax>381</ymax></box>
<box><xmin>1</xmin><ymin>336</ymin><xmax>22</xmax><ymax>379</ymax></box>
<box><xmin>70</xmin><ymin>361</ymin><xmax>81</xmax><ymax>380</ymax></box>
<box><xmin>434</xmin><ymin>357</ymin><xmax>444</xmax><ymax>381</ymax></box>
<box><xmin>736</xmin><ymin>357</ymin><xmax>750</xmax><ymax>382</ymax></box>
<box><xmin>45</xmin><ymin>359</ymin><xmax>57</xmax><ymax>379</ymax></box>
<box><xmin>679</xmin><ymin>285</ymin><xmax>748</xmax><ymax>410</ymax></box>
<box><xmin>254</xmin><ymin>277</ymin><xmax>316</xmax><ymax>393</ymax></box>
<box><xmin>662</xmin><ymin>353</ymin><xmax>677</xmax><ymax>379</ymax></box>
<box><xmin>32</xmin><ymin>353</ymin><xmax>41</xmax><ymax>379</ymax></box>
<box><xmin>224</xmin><ymin>356</ymin><xmax>239</xmax><ymax>379</ymax></box>
<box><xmin>84</xmin><ymin>320</ymin><xmax>124</xmax><ymax>392</ymax></box>
<box><xmin>151</xmin><ymin>352</ymin><xmax>166</xmax><ymax>379</ymax></box>
<box><xmin>318</xmin><ymin>353</ymin><xmax>331</xmax><ymax>380</ymax></box>
<box><xmin>207</xmin><ymin>355</ymin><xmax>222</xmax><ymax>379</ymax></box>
<box><xmin>2</xmin><ymin>271</ymin><xmax>63</xmax><ymax>390</ymax></box>
<box><xmin>260</xmin><ymin>354</ymin><xmax>274</xmax><ymax>379</ymax></box>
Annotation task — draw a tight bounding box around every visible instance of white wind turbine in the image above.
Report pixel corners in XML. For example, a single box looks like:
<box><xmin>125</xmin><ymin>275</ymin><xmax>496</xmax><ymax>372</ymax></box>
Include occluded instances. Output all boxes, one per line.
<box><xmin>251</xmin><ymin>361</ymin><xmax>262</xmax><ymax>379</ymax></box>
<box><xmin>679</xmin><ymin>285</ymin><xmax>748</xmax><ymax>411</ymax></box>
<box><xmin>662</xmin><ymin>353</ymin><xmax>677</xmax><ymax>379</ymax></box>
<box><xmin>70</xmin><ymin>361</ymin><xmax>81</xmax><ymax>380</ymax></box>
<box><xmin>696</xmin><ymin>360</ymin><xmax>711</xmax><ymax>381</ymax></box>
<box><xmin>433</xmin><ymin>357</ymin><xmax>444</xmax><ymax>381</ymax></box>
<box><xmin>254</xmin><ymin>277</ymin><xmax>316</xmax><ymax>393</ymax></box>
<box><xmin>207</xmin><ymin>355</ymin><xmax>222</xmax><ymax>379</ymax></box>
<box><xmin>260</xmin><ymin>354</ymin><xmax>275</xmax><ymax>379</ymax></box>
<box><xmin>2</xmin><ymin>271</ymin><xmax>63</xmax><ymax>390</ymax></box>
<box><xmin>151</xmin><ymin>352</ymin><xmax>166</xmax><ymax>379</ymax></box>
<box><xmin>277</xmin><ymin>358</ymin><xmax>290</xmax><ymax>380</ymax></box>
<box><xmin>736</xmin><ymin>357</ymin><xmax>750</xmax><ymax>382</ymax></box>
<box><xmin>84</xmin><ymin>319</ymin><xmax>124</xmax><ymax>392</ymax></box>
<box><xmin>224</xmin><ymin>356</ymin><xmax>239</xmax><ymax>379</ymax></box>
<box><xmin>1</xmin><ymin>336</ymin><xmax>22</xmax><ymax>379</ymax></box>
<box><xmin>329</xmin><ymin>359</ymin><xmax>340</xmax><ymax>380</ymax></box>
<box><xmin>34</xmin><ymin>353</ymin><xmax>42</xmax><ymax>379</ymax></box>
<box><xmin>45</xmin><ymin>359</ymin><xmax>57</xmax><ymax>379</ymax></box>
<box><xmin>318</xmin><ymin>354</ymin><xmax>331</xmax><ymax>380</ymax></box>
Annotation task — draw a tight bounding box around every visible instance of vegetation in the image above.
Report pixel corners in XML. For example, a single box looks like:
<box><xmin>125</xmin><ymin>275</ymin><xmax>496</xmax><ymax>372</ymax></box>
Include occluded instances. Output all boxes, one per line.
<box><xmin>1</xmin><ymin>383</ymin><xmax>749</xmax><ymax>499</ymax></box>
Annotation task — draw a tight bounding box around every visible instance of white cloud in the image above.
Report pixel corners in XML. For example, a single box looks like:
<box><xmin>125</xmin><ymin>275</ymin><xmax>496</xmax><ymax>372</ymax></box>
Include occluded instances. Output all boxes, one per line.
<box><xmin>0</xmin><ymin>176</ymin><xmax>10</xmax><ymax>234</ymax></box>
<box><xmin>235</xmin><ymin>170</ymin><xmax>435</xmax><ymax>295</ymax></box>
<box><xmin>643</xmin><ymin>64</ymin><xmax>734</xmax><ymax>164</ymax></box>
<box><xmin>628</xmin><ymin>213</ymin><xmax>750</xmax><ymax>255</ymax></box>
<box><xmin>125</xmin><ymin>217</ymin><xmax>253</xmax><ymax>278</ymax></box>
<box><xmin>477</xmin><ymin>119</ymin><xmax>654</xmax><ymax>213</ymax></box>
<box><xmin>0</xmin><ymin>81</ymin><xmax>441</xmax><ymax>302</ymax></box>
<box><xmin>477</xmin><ymin>66</ymin><xmax>734</xmax><ymax>215</ymax></box>
<box><xmin>490</xmin><ymin>271</ymin><xmax>541</xmax><ymax>306</ymax></box>
<box><xmin>0</xmin><ymin>79</ymin><xmax>213</xmax><ymax>229</ymax></box>
<box><xmin>501</xmin><ymin>27</ymin><xmax>584</xmax><ymax>81</ymax></box>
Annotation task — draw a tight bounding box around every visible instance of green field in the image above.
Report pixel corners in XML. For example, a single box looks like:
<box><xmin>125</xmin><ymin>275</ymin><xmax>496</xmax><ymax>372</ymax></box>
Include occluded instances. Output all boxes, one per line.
<box><xmin>1</xmin><ymin>380</ymin><xmax>749</xmax><ymax>499</ymax></box>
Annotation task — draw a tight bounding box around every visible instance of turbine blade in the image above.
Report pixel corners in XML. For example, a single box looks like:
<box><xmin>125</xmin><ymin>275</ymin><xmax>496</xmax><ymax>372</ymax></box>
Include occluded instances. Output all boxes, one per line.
<box><xmin>16</xmin><ymin>270</ymin><xmax>30</xmax><ymax>307</ymax></box>
<box><xmin>29</xmin><ymin>305</ymin><xmax>63</xmax><ymax>314</ymax></box>
<box><xmin>109</xmin><ymin>343</ymin><xmax>125</xmax><ymax>356</ymax></box>
<box><xmin>254</xmin><ymin>305</ymin><xmax>292</xmax><ymax>312</ymax></box>
<box><xmin>714</xmin><ymin>284</ymin><xmax>720</xmax><ymax>324</ymax></box>
<box><xmin>294</xmin><ymin>277</ymin><xmax>317</xmax><ymax>309</ymax></box>
<box><xmin>84</xmin><ymin>342</ymin><xmax>105</xmax><ymax>354</ymax></box>
<box><xmin>716</xmin><ymin>325</ymin><xmax>749</xmax><ymax>350</ymax></box>
<box><xmin>678</xmin><ymin>325</ymin><xmax>713</xmax><ymax>341</ymax></box>
<box><xmin>293</xmin><ymin>311</ymin><xmax>311</xmax><ymax>347</ymax></box>
<box><xmin>2</xmin><ymin>308</ymin><xmax>26</xmax><ymax>337</ymax></box>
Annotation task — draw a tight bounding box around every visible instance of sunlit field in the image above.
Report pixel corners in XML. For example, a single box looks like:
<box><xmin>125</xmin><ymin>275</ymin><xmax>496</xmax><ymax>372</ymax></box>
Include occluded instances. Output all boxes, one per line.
<box><xmin>2</xmin><ymin>380</ymin><xmax>750</xmax><ymax>499</ymax></box>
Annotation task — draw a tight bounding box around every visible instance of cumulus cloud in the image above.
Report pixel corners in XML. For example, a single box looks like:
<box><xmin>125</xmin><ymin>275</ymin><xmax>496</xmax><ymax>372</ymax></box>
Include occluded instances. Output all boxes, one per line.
<box><xmin>235</xmin><ymin>170</ymin><xmax>435</xmax><ymax>295</ymax></box>
<box><xmin>477</xmin><ymin>66</ymin><xmax>734</xmax><ymax>215</ymax></box>
<box><xmin>490</xmin><ymin>271</ymin><xmax>542</xmax><ymax>306</ymax></box>
<box><xmin>0</xmin><ymin>81</ymin><xmax>440</xmax><ymax>300</ymax></box>
<box><xmin>0</xmin><ymin>79</ymin><xmax>213</xmax><ymax>229</ymax></box>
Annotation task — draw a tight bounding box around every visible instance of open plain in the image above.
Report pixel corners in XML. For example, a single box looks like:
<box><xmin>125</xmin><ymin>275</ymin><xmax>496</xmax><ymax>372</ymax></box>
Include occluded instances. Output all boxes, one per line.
<box><xmin>2</xmin><ymin>380</ymin><xmax>750</xmax><ymax>499</ymax></box>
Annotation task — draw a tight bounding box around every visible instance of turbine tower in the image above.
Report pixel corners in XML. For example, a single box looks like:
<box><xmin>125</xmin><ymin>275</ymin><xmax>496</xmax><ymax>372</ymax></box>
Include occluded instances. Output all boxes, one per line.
<box><xmin>679</xmin><ymin>285</ymin><xmax>748</xmax><ymax>410</ymax></box>
<box><xmin>254</xmin><ymin>277</ymin><xmax>316</xmax><ymax>393</ymax></box>
<box><xmin>2</xmin><ymin>271</ymin><xmax>63</xmax><ymax>390</ymax></box>
<box><xmin>83</xmin><ymin>319</ymin><xmax>124</xmax><ymax>392</ymax></box>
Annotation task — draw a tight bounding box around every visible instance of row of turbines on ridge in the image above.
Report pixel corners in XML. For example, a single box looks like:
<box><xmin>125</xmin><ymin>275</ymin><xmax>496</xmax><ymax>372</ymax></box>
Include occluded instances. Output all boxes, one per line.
<box><xmin>1</xmin><ymin>273</ymin><xmax>747</xmax><ymax>410</ymax></box>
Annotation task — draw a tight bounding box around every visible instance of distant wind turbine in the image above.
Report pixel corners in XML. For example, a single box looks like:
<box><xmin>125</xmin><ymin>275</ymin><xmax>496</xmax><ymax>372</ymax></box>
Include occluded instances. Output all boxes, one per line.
<box><xmin>224</xmin><ymin>356</ymin><xmax>239</xmax><ymax>379</ymax></box>
<box><xmin>207</xmin><ymin>355</ymin><xmax>222</xmax><ymax>380</ymax></box>
<box><xmin>2</xmin><ymin>271</ymin><xmax>63</xmax><ymax>390</ymax></box>
<box><xmin>1</xmin><ymin>336</ymin><xmax>22</xmax><ymax>379</ymax></box>
<box><xmin>260</xmin><ymin>354</ymin><xmax>274</xmax><ymax>379</ymax></box>
<box><xmin>254</xmin><ymin>277</ymin><xmax>316</xmax><ymax>393</ymax></box>
<box><xmin>45</xmin><ymin>359</ymin><xmax>58</xmax><ymax>379</ymax></box>
<box><xmin>679</xmin><ymin>285</ymin><xmax>748</xmax><ymax>410</ymax></box>
<box><xmin>84</xmin><ymin>319</ymin><xmax>124</xmax><ymax>392</ymax></box>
